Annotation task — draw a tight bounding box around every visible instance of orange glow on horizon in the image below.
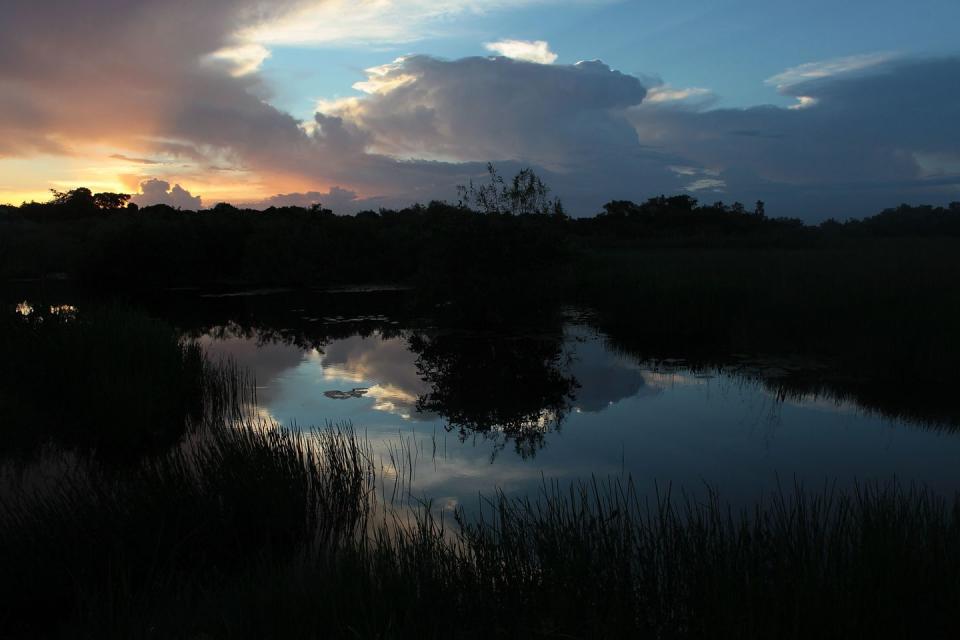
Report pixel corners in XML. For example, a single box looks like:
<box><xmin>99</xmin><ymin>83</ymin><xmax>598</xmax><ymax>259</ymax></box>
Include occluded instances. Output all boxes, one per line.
<box><xmin>0</xmin><ymin>152</ymin><xmax>349</xmax><ymax>207</ymax></box>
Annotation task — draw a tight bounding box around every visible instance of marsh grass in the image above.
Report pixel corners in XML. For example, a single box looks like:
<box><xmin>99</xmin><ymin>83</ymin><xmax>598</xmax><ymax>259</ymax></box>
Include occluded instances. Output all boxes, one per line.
<box><xmin>3</xmin><ymin>303</ymin><xmax>960</xmax><ymax>638</ymax></box>
<box><xmin>0</xmin><ymin>419</ymin><xmax>373</xmax><ymax>638</ymax></box>
<box><xmin>5</xmin><ymin>420</ymin><xmax>960</xmax><ymax>638</ymax></box>
<box><xmin>444</xmin><ymin>479</ymin><xmax>960</xmax><ymax>638</ymax></box>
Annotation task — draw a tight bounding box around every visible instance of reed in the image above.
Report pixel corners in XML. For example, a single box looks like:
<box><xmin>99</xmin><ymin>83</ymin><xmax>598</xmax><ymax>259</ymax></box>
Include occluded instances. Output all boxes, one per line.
<box><xmin>4</xmin><ymin>426</ymin><xmax>960</xmax><ymax>638</ymax></box>
<box><xmin>3</xmin><ymin>303</ymin><xmax>960</xmax><ymax>638</ymax></box>
<box><xmin>0</xmin><ymin>418</ymin><xmax>372</xmax><ymax>638</ymax></box>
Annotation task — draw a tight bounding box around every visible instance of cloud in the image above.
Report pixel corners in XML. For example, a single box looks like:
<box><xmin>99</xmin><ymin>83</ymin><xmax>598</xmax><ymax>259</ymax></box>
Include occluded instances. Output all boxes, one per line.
<box><xmin>243</xmin><ymin>0</ymin><xmax>568</xmax><ymax>47</ymax></box>
<box><xmin>132</xmin><ymin>179</ymin><xmax>202</xmax><ymax>209</ymax></box>
<box><xmin>2</xmin><ymin>1</ymin><xmax>959</xmax><ymax>220</ymax></box>
<box><xmin>0</xmin><ymin>0</ymin><xmax>312</xmax><ymax>199</ymax></box>
<box><xmin>241</xmin><ymin>186</ymin><xmax>361</xmax><ymax>211</ymax></box>
<box><xmin>109</xmin><ymin>154</ymin><xmax>159</xmax><ymax>165</ymax></box>
<box><xmin>765</xmin><ymin>52</ymin><xmax>895</xmax><ymax>110</ymax></box>
<box><xmin>484</xmin><ymin>39</ymin><xmax>558</xmax><ymax>64</ymax></box>
<box><xmin>685</xmin><ymin>178</ymin><xmax>726</xmax><ymax>192</ymax></box>
<box><xmin>644</xmin><ymin>85</ymin><xmax>714</xmax><ymax>106</ymax></box>
<box><xmin>627</xmin><ymin>55</ymin><xmax>960</xmax><ymax>219</ymax></box>
<box><xmin>765</xmin><ymin>52</ymin><xmax>895</xmax><ymax>89</ymax></box>
<box><xmin>319</xmin><ymin>56</ymin><xmax>649</xmax><ymax>167</ymax></box>
<box><xmin>207</xmin><ymin>43</ymin><xmax>272</xmax><ymax>77</ymax></box>
<box><xmin>302</xmin><ymin>54</ymin><xmax>685</xmax><ymax>213</ymax></box>
<box><xmin>303</xmin><ymin>52</ymin><xmax>960</xmax><ymax>219</ymax></box>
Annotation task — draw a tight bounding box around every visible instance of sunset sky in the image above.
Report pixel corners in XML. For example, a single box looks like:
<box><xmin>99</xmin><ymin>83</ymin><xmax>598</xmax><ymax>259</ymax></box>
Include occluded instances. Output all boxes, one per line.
<box><xmin>2</xmin><ymin>0</ymin><xmax>958</xmax><ymax>219</ymax></box>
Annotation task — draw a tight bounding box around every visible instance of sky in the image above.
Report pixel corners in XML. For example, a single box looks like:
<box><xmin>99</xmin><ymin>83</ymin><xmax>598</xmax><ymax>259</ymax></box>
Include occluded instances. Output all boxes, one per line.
<box><xmin>1</xmin><ymin>0</ymin><xmax>959</xmax><ymax>220</ymax></box>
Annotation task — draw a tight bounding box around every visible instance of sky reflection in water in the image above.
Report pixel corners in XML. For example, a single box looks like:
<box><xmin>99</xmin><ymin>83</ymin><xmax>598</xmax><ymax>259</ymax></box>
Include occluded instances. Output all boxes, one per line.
<box><xmin>200</xmin><ymin>324</ymin><xmax>960</xmax><ymax>510</ymax></box>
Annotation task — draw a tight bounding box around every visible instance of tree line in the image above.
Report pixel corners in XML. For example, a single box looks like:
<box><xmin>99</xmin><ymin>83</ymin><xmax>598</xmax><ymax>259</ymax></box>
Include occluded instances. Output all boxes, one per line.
<box><xmin>2</xmin><ymin>166</ymin><xmax>960</xmax><ymax>292</ymax></box>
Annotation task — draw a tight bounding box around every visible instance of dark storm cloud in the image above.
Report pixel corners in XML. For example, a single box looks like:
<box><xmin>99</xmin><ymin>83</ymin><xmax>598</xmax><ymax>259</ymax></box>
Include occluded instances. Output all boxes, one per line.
<box><xmin>320</xmin><ymin>53</ymin><xmax>959</xmax><ymax>217</ymax></box>
<box><xmin>240</xmin><ymin>186</ymin><xmax>361</xmax><ymax>211</ymax></box>
<box><xmin>0</xmin><ymin>0</ymin><xmax>307</xmax><ymax>158</ymax></box>
<box><xmin>628</xmin><ymin>56</ymin><xmax>960</xmax><ymax>219</ymax></box>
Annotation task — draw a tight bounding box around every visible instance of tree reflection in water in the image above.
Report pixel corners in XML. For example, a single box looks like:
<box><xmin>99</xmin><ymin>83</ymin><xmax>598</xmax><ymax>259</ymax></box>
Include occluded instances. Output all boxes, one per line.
<box><xmin>409</xmin><ymin>329</ymin><xmax>578</xmax><ymax>458</ymax></box>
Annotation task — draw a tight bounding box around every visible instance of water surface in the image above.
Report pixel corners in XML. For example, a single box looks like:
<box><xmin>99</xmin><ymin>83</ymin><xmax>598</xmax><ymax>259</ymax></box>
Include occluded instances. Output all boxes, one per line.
<box><xmin>9</xmin><ymin>289</ymin><xmax>958</xmax><ymax>508</ymax></box>
<box><xmin>199</xmin><ymin>318</ymin><xmax>960</xmax><ymax>510</ymax></box>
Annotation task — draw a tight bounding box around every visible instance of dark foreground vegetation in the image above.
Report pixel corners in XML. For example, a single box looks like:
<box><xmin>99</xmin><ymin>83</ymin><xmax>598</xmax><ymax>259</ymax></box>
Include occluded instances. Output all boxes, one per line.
<box><xmin>3</xmin><ymin>174</ymin><xmax>960</xmax><ymax>636</ymax></box>
<box><xmin>0</xmin><ymin>305</ymin><xmax>215</xmax><ymax>458</ymax></box>
<box><xmin>6</xmin><ymin>426</ymin><xmax>960</xmax><ymax>638</ymax></box>
<box><xmin>3</xmin><ymin>182</ymin><xmax>960</xmax><ymax>292</ymax></box>
<box><xmin>1</xmin><ymin>306</ymin><xmax>959</xmax><ymax>638</ymax></box>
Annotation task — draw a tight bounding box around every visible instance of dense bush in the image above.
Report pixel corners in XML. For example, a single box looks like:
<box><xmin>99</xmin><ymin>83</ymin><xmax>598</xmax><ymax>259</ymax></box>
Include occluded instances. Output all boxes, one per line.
<box><xmin>4</xmin><ymin>186</ymin><xmax>958</xmax><ymax>289</ymax></box>
<box><xmin>0</xmin><ymin>305</ymin><xmax>212</xmax><ymax>457</ymax></box>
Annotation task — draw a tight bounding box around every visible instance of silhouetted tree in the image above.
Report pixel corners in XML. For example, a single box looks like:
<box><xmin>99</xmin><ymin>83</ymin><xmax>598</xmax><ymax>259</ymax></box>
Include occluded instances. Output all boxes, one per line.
<box><xmin>309</xmin><ymin>202</ymin><xmax>334</xmax><ymax>216</ymax></box>
<box><xmin>42</xmin><ymin>188</ymin><xmax>132</xmax><ymax>218</ymax></box>
<box><xmin>211</xmin><ymin>202</ymin><xmax>239</xmax><ymax>214</ymax></box>
<box><xmin>458</xmin><ymin>163</ymin><xmax>564</xmax><ymax>216</ymax></box>
<box><xmin>5</xmin><ymin>178</ymin><xmax>959</xmax><ymax>290</ymax></box>
<box><xmin>93</xmin><ymin>192</ymin><xmax>131</xmax><ymax>210</ymax></box>
<box><xmin>599</xmin><ymin>200</ymin><xmax>641</xmax><ymax>218</ymax></box>
<box><xmin>50</xmin><ymin>187</ymin><xmax>95</xmax><ymax>208</ymax></box>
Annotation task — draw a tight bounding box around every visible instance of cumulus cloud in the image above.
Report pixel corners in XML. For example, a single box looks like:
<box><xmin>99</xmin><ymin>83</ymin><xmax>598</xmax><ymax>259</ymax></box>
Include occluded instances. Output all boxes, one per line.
<box><xmin>628</xmin><ymin>55</ymin><xmax>960</xmax><ymax>218</ymax></box>
<box><xmin>132</xmin><ymin>179</ymin><xmax>202</xmax><ymax>209</ymax></box>
<box><xmin>320</xmin><ymin>56</ymin><xmax>648</xmax><ymax>167</ymax></box>
<box><xmin>309</xmin><ymin>52</ymin><xmax>960</xmax><ymax>218</ymax></box>
<box><xmin>484</xmin><ymin>39</ymin><xmax>558</xmax><ymax>64</ymax></box>
<box><xmin>1</xmin><ymin>0</ymin><xmax>663</xmax><ymax>213</ymax></box>
<box><xmin>305</xmin><ymin>54</ymin><xmax>684</xmax><ymax>212</ymax></box>
<box><xmin>2</xmin><ymin>1</ymin><xmax>959</xmax><ymax>220</ymax></box>
<box><xmin>242</xmin><ymin>186</ymin><xmax>361</xmax><ymax>211</ymax></box>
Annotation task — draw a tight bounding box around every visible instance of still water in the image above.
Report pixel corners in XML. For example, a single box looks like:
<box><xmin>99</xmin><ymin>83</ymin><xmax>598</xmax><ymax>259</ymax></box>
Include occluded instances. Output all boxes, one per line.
<box><xmin>198</xmin><ymin>314</ymin><xmax>960</xmax><ymax>510</ymax></box>
<box><xmin>9</xmin><ymin>286</ymin><xmax>958</xmax><ymax>507</ymax></box>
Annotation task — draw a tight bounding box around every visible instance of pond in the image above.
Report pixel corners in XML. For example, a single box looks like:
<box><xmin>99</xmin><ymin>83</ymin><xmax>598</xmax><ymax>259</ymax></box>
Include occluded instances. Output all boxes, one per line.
<box><xmin>8</xmin><ymin>287</ymin><xmax>960</xmax><ymax>510</ymax></box>
<box><xmin>192</xmin><ymin>298</ymin><xmax>960</xmax><ymax>510</ymax></box>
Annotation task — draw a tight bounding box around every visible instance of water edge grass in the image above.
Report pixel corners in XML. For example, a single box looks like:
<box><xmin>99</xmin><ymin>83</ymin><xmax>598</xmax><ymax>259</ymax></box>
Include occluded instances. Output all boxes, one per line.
<box><xmin>3</xmin><ymin>303</ymin><xmax>960</xmax><ymax>637</ymax></box>
<box><xmin>3</xmin><ymin>417</ymin><xmax>960</xmax><ymax>637</ymax></box>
